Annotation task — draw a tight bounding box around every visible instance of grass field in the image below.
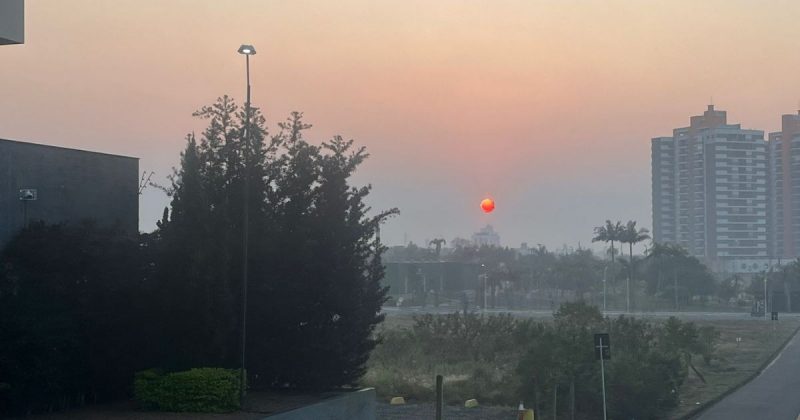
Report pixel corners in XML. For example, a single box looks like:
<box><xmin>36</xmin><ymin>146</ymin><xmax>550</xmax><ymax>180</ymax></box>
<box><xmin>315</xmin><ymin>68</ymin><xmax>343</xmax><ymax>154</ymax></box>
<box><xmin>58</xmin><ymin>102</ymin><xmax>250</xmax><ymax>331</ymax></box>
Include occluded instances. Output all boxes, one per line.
<box><xmin>668</xmin><ymin>317</ymin><xmax>800</xmax><ymax>419</ymax></box>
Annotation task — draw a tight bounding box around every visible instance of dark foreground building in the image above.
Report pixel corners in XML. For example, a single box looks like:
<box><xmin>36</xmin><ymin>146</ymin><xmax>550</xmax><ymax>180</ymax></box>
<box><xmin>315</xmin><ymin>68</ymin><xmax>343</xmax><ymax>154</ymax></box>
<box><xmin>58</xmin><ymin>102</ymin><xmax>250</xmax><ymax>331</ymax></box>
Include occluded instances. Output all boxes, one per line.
<box><xmin>0</xmin><ymin>138</ymin><xmax>138</xmax><ymax>246</ymax></box>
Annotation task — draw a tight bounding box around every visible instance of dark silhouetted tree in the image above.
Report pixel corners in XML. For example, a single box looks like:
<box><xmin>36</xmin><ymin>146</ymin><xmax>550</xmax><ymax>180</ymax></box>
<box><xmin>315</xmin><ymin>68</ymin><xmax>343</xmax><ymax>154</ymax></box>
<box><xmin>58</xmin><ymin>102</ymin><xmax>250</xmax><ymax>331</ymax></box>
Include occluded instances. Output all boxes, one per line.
<box><xmin>592</xmin><ymin>220</ymin><xmax>624</xmax><ymax>264</ymax></box>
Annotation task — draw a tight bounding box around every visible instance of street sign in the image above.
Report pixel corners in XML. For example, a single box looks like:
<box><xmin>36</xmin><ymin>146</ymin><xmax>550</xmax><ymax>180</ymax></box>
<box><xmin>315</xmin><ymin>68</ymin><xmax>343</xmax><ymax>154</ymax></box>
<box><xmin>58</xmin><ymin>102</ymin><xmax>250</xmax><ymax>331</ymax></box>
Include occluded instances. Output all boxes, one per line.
<box><xmin>594</xmin><ymin>333</ymin><xmax>611</xmax><ymax>360</ymax></box>
<box><xmin>771</xmin><ymin>312</ymin><xmax>778</xmax><ymax>321</ymax></box>
<box><xmin>595</xmin><ymin>333</ymin><xmax>610</xmax><ymax>420</ymax></box>
<box><xmin>18</xmin><ymin>189</ymin><xmax>37</xmax><ymax>201</ymax></box>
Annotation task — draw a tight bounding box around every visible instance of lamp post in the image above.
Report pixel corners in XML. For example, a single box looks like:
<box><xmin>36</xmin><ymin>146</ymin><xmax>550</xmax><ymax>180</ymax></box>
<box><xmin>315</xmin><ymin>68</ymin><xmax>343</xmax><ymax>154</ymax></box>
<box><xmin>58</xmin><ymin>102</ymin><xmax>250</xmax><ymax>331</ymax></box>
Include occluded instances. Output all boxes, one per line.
<box><xmin>761</xmin><ymin>262</ymin><xmax>780</xmax><ymax>321</ymax></box>
<box><xmin>626</xmin><ymin>275</ymin><xmax>630</xmax><ymax>313</ymax></box>
<box><xmin>237</xmin><ymin>43</ymin><xmax>256</xmax><ymax>408</ymax></box>
<box><xmin>764</xmin><ymin>267</ymin><xmax>769</xmax><ymax>321</ymax></box>
<box><xmin>481</xmin><ymin>263</ymin><xmax>487</xmax><ymax>310</ymax></box>
<box><xmin>602</xmin><ymin>266</ymin><xmax>608</xmax><ymax>313</ymax></box>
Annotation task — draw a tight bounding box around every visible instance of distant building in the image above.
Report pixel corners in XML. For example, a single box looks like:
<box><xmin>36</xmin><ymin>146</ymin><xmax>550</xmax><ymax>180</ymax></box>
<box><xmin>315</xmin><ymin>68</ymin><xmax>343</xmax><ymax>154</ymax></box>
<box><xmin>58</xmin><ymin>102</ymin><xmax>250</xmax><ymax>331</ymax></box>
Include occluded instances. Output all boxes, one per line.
<box><xmin>472</xmin><ymin>224</ymin><xmax>500</xmax><ymax>247</ymax></box>
<box><xmin>768</xmin><ymin>111</ymin><xmax>800</xmax><ymax>261</ymax></box>
<box><xmin>651</xmin><ymin>105</ymin><xmax>768</xmax><ymax>273</ymax></box>
<box><xmin>0</xmin><ymin>0</ymin><xmax>23</xmax><ymax>45</ymax></box>
<box><xmin>0</xmin><ymin>138</ymin><xmax>139</xmax><ymax>247</ymax></box>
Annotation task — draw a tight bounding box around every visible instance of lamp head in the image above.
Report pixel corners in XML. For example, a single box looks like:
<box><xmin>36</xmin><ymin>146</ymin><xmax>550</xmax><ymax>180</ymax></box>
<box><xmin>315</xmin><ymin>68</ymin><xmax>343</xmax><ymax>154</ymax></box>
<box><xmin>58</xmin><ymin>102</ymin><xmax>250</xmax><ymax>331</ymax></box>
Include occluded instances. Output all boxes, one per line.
<box><xmin>238</xmin><ymin>44</ymin><xmax>256</xmax><ymax>55</ymax></box>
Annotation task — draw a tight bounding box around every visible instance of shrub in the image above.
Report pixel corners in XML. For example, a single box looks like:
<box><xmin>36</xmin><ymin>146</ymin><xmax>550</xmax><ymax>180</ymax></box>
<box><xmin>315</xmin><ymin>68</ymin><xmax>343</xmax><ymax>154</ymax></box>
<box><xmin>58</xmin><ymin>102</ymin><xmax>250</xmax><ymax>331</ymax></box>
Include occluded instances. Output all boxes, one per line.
<box><xmin>411</xmin><ymin>312</ymin><xmax>520</xmax><ymax>363</ymax></box>
<box><xmin>364</xmin><ymin>313</ymin><xmax>526</xmax><ymax>405</ymax></box>
<box><xmin>0</xmin><ymin>223</ymin><xmax>161</xmax><ymax>416</ymax></box>
<box><xmin>134</xmin><ymin>368</ymin><xmax>241</xmax><ymax>412</ymax></box>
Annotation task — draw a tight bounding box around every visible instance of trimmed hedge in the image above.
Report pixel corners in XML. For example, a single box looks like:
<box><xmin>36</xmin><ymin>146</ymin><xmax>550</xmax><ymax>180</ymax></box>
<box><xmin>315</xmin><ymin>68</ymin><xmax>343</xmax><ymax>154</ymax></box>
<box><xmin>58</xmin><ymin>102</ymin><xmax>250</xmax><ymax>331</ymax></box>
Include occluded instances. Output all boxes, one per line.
<box><xmin>134</xmin><ymin>368</ymin><xmax>241</xmax><ymax>412</ymax></box>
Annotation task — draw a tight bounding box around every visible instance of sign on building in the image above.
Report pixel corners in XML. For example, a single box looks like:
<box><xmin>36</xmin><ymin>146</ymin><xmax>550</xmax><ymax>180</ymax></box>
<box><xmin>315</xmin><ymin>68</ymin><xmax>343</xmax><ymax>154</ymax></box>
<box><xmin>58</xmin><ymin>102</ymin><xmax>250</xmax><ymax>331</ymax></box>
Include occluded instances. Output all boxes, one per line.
<box><xmin>18</xmin><ymin>188</ymin><xmax>37</xmax><ymax>201</ymax></box>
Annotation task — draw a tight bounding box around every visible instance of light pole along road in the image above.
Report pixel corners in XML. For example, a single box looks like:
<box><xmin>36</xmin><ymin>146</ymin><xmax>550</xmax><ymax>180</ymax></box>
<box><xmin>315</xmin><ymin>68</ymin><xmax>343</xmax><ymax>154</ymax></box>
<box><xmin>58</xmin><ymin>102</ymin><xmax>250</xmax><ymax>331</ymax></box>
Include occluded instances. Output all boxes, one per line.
<box><xmin>237</xmin><ymin>43</ymin><xmax>255</xmax><ymax>408</ymax></box>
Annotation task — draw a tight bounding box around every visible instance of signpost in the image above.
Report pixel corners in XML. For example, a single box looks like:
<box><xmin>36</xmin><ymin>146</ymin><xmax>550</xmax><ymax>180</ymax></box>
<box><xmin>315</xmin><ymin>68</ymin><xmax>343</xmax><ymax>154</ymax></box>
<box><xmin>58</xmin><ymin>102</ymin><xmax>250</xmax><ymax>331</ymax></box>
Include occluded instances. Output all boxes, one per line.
<box><xmin>594</xmin><ymin>333</ymin><xmax>610</xmax><ymax>420</ymax></box>
<box><xmin>772</xmin><ymin>311</ymin><xmax>778</xmax><ymax>335</ymax></box>
<box><xmin>435</xmin><ymin>374</ymin><xmax>443</xmax><ymax>420</ymax></box>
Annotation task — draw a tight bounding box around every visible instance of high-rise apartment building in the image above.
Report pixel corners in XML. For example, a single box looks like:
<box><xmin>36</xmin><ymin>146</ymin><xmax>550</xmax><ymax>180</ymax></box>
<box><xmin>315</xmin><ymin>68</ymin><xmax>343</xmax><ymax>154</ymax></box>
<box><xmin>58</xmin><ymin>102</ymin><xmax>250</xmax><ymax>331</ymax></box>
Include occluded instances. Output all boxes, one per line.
<box><xmin>768</xmin><ymin>111</ymin><xmax>800</xmax><ymax>261</ymax></box>
<box><xmin>652</xmin><ymin>105</ymin><xmax>769</xmax><ymax>273</ymax></box>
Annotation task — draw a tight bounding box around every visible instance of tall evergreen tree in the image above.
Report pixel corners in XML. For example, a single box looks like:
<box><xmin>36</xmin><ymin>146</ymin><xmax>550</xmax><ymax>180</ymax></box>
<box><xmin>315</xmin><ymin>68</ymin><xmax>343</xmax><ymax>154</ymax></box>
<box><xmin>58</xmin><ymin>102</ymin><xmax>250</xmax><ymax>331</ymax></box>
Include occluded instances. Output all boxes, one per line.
<box><xmin>160</xmin><ymin>101</ymin><xmax>396</xmax><ymax>389</ymax></box>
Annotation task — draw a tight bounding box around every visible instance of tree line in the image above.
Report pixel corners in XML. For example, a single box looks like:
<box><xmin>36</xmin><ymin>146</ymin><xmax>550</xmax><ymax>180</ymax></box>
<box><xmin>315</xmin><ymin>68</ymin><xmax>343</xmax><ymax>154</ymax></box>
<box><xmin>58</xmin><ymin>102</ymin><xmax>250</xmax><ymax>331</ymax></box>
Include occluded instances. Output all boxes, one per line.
<box><xmin>386</xmin><ymin>219</ymin><xmax>719</xmax><ymax>310</ymax></box>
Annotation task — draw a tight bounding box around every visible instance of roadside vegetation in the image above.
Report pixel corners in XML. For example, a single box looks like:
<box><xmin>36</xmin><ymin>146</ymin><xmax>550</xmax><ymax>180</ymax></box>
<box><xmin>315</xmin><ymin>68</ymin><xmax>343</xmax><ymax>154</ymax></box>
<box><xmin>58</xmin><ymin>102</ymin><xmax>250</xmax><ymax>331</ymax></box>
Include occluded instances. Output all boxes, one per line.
<box><xmin>364</xmin><ymin>302</ymin><xmax>720</xmax><ymax>420</ymax></box>
<box><xmin>670</xmin><ymin>318</ymin><xmax>800</xmax><ymax>418</ymax></box>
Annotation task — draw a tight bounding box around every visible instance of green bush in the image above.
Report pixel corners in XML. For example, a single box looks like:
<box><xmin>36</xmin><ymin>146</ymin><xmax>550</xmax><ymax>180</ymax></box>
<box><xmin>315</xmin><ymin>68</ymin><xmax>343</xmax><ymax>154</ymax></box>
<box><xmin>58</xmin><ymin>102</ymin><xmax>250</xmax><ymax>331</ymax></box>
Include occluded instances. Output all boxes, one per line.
<box><xmin>364</xmin><ymin>313</ymin><xmax>527</xmax><ymax>405</ymax></box>
<box><xmin>134</xmin><ymin>368</ymin><xmax>241</xmax><ymax>412</ymax></box>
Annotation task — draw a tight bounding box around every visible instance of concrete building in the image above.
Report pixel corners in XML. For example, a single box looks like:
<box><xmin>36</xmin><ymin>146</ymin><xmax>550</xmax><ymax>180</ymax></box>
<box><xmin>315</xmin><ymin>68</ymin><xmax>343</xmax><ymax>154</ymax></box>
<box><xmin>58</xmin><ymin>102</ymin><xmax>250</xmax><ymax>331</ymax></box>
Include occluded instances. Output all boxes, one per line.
<box><xmin>768</xmin><ymin>111</ymin><xmax>800</xmax><ymax>262</ymax></box>
<box><xmin>472</xmin><ymin>224</ymin><xmax>500</xmax><ymax>247</ymax></box>
<box><xmin>0</xmin><ymin>0</ymin><xmax>24</xmax><ymax>45</ymax></box>
<box><xmin>0</xmin><ymin>138</ymin><xmax>139</xmax><ymax>247</ymax></box>
<box><xmin>652</xmin><ymin>105</ymin><xmax>769</xmax><ymax>273</ymax></box>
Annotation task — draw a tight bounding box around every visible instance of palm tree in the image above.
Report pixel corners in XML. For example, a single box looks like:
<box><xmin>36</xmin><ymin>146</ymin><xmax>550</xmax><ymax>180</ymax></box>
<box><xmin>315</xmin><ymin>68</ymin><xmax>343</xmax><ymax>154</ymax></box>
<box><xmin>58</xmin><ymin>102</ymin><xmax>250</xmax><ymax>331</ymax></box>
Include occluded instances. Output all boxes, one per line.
<box><xmin>620</xmin><ymin>220</ymin><xmax>650</xmax><ymax>282</ymax></box>
<box><xmin>429</xmin><ymin>238</ymin><xmax>446</xmax><ymax>258</ymax></box>
<box><xmin>592</xmin><ymin>220</ymin><xmax>624</xmax><ymax>264</ymax></box>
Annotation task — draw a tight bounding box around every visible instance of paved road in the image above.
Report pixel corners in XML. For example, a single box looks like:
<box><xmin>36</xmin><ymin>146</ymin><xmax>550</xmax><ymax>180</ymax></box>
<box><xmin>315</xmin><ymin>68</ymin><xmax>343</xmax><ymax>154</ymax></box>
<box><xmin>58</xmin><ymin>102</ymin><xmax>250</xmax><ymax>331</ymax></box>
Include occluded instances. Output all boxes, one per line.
<box><xmin>382</xmin><ymin>306</ymin><xmax>800</xmax><ymax>321</ymax></box>
<box><xmin>697</xmin><ymin>330</ymin><xmax>800</xmax><ymax>420</ymax></box>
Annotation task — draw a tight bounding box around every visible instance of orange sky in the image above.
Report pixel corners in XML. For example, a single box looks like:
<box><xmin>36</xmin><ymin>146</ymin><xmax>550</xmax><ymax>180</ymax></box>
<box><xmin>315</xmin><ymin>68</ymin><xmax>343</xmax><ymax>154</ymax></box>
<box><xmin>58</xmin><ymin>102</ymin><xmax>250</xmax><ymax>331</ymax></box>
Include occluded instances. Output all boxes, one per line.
<box><xmin>2</xmin><ymin>0</ymin><xmax>800</xmax><ymax>250</ymax></box>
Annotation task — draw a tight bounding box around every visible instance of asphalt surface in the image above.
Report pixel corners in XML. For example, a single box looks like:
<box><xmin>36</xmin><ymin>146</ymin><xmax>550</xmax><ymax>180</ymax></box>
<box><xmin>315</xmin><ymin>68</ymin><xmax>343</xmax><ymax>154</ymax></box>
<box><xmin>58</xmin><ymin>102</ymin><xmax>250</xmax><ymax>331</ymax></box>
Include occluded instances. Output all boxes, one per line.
<box><xmin>382</xmin><ymin>305</ymin><xmax>800</xmax><ymax>321</ymax></box>
<box><xmin>697</xmin><ymin>329</ymin><xmax>800</xmax><ymax>420</ymax></box>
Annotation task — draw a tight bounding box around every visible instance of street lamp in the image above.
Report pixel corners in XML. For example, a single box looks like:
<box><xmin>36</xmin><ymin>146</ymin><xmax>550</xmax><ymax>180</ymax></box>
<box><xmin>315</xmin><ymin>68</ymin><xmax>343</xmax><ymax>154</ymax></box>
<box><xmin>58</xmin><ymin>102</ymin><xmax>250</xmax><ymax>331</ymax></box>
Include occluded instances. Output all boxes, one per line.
<box><xmin>626</xmin><ymin>275</ymin><xmax>630</xmax><ymax>314</ymax></box>
<box><xmin>764</xmin><ymin>266</ymin><xmax>772</xmax><ymax>321</ymax></box>
<box><xmin>237</xmin><ymin>43</ymin><xmax>256</xmax><ymax>408</ymax></box>
<box><xmin>480</xmin><ymin>263</ymin><xmax>487</xmax><ymax>310</ymax></box>
<box><xmin>238</xmin><ymin>44</ymin><xmax>256</xmax><ymax>55</ymax></box>
<box><xmin>602</xmin><ymin>266</ymin><xmax>608</xmax><ymax>313</ymax></box>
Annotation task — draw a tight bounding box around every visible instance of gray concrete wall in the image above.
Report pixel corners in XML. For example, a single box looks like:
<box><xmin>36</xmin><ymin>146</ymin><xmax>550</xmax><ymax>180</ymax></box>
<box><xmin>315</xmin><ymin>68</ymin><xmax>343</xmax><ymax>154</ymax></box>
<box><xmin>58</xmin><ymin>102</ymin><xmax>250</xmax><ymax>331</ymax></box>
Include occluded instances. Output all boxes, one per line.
<box><xmin>0</xmin><ymin>138</ymin><xmax>138</xmax><ymax>246</ymax></box>
<box><xmin>0</xmin><ymin>0</ymin><xmax>24</xmax><ymax>45</ymax></box>
<box><xmin>264</xmin><ymin>388</ymin><xmax>375</xmax><ymax>420</ymax></box>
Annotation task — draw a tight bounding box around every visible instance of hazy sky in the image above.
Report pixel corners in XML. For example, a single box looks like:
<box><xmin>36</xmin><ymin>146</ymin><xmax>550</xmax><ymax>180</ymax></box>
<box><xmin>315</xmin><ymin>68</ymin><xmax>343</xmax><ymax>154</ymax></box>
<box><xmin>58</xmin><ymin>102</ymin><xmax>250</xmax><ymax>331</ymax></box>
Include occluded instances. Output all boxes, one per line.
<box><xmin>2</xmin><ymin>0</ymin><xmax>800</xmax><ymax>253</ymax></box>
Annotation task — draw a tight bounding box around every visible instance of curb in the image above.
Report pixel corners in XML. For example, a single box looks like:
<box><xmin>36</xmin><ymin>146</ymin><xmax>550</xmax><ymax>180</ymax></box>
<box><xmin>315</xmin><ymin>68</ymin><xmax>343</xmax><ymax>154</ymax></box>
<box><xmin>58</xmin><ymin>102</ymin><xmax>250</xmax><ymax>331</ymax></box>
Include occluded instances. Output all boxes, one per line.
<box><xmin>679</xmin><ymin>322</ymin><xmax>800</xmax><ymax>420</ymax></box>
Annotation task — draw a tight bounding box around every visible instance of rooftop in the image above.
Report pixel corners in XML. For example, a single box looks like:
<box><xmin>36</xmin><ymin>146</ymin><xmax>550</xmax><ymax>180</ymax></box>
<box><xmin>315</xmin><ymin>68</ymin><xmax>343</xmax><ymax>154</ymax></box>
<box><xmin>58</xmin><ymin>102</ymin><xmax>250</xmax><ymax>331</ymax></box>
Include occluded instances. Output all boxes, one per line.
<box><xmin>0</xmin><ymin>138</ymin><xmax>138</xmax><ymax>160</ymax></box>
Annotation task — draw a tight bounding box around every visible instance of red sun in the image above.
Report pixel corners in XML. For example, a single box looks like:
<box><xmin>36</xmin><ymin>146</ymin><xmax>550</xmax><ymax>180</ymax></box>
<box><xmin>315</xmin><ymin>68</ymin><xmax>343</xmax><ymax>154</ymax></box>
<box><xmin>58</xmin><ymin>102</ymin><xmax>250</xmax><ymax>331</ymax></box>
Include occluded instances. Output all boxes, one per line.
<box><xmin>480</xmin><ymin>198</ymin><xmax>495</xmax><ymax>213</ymax></box>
